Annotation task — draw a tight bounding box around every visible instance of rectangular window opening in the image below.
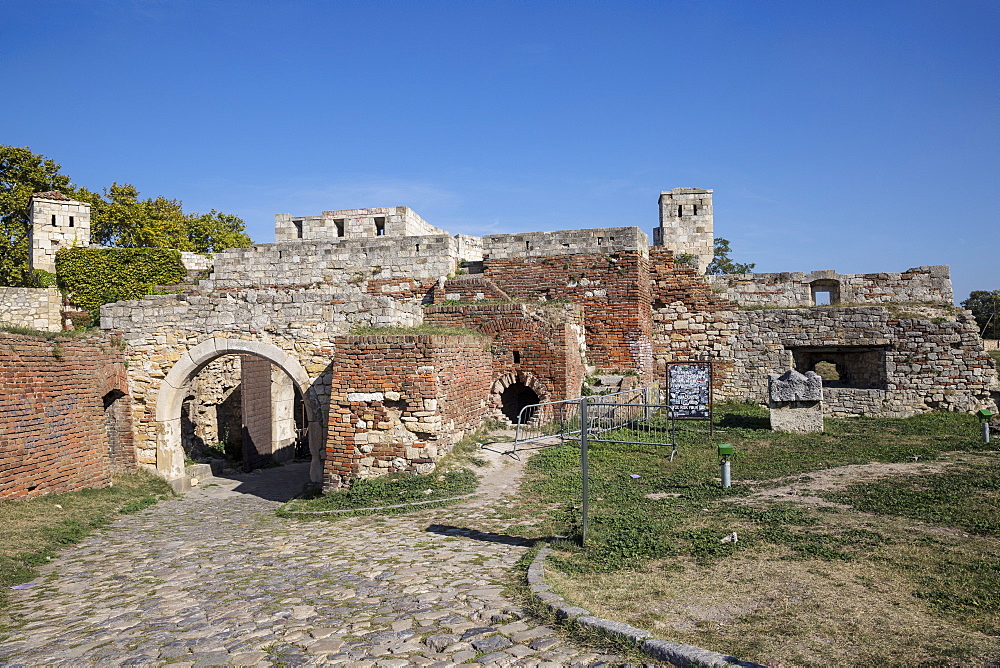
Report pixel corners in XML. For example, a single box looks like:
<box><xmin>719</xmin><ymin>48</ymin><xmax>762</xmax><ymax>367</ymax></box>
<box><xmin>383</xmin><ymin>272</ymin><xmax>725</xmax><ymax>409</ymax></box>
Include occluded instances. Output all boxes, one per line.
<box><xmin>51</xmin><ymin>214</ymin><xmax>56</xmax><ymax>226</ymax></box>
<box><xmin>525</xmin><ymin>240</ymin><xmax>531</xmax><ymax>251</ymax></box>
<box><xmin>374</xmin><ymin>217</ymin><xmax>386</xmax><ymax>236</ymax></box>
<box><xmin>513</xmin><ymin>351</ymin><xmax>521</xmax><ymax>364</ymax></box>
<box><xmin>597</xmin><ymin>237</ymin><xmax>603</xmax><ymax>245</ymax></box>
<box><xmin>293</xmin><ymin>220</ymin><xmax>303</xmax><ymax>239</ymax></box>
<box><xmin>814</xmin><ymin>291</ymin><xmax>831</xmax><ymax>306</ymax></box>
<box><xmin>68</xmin><ymin>216</ymin><xmax>74</xmax><ymax>228</ymax></box>
<box><xmin>334</xmin><ymin>219</ymin><xmax>345</xmax><ymax>237</ymax></box>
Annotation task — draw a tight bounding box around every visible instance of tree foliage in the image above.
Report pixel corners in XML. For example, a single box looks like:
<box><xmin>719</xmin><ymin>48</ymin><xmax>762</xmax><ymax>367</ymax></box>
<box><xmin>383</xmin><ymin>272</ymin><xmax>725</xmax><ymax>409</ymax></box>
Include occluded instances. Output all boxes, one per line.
<box><xmin>705</xmin><ymin>237</ymin><xmax>755</xmax><ymax>275</ymax></box>
<box><xmin>961</xmin><ymin>290</ymin><xmax>1000</xmax><ymax>339</ymax></box>
<box><xmin>0</xmin><ymin>145</ymin><xmax>253</xmax><ymax>286</ymax></box>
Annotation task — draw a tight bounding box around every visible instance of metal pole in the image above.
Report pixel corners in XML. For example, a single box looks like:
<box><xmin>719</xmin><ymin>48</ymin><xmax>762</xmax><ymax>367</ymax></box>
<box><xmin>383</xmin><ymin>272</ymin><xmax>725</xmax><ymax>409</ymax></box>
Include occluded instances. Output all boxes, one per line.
<box><xmin>721</xmin><ymin>457</ymin><xmax>731</xmax><ymax>488</ymax></box>
<box><xmin>984</xmin><ymin>421</ymin><xmax>991</xmax><ymax>444</ymax></box>
<box><xmin>580</xmin><ymin>396</ymin><xmax>589</xmax><ymax>547</ymax></box>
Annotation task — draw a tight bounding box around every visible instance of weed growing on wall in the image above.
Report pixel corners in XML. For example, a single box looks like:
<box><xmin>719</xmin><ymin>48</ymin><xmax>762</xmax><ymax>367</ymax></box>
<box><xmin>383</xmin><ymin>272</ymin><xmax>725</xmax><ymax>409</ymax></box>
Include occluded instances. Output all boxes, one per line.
<box><xmin>55</xmin><ymin>247</ymin><xmax>186</xmax><ymax>318</ymax></box>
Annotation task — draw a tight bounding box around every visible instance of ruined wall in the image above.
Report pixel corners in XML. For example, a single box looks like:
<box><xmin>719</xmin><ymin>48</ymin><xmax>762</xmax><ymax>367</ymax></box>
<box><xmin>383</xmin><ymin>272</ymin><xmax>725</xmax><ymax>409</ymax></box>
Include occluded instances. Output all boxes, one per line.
<box><xmin>206</xmin><ymin>236</ymin><xmax>461</xmax><ymax>292</ymax></box>
<box><xmin>484</xmin><ymin>248</ymin><xmax>654</xmax><ymax>380</ymax></box>
<box><xmin>483</xmin><ymin>227</ymin><xmax>649</xmax><ymax>259</ymax></box>
<box><xmin>0</xmin><ymin>287</ymin><xmax>63</xmax><ymax>333</ymax></box>
<box><xmin>181</xmin><ymin>356</ymin><xmax>242</xmax><ymax>458</ymax></box>
<box><xmin>0</xmin><ymin>332</ymin><xmax>133</xmax><ymax>501</ymax></box>
<box><xmin>647</xmin><ymin>248</ymin><xmax>737</xmax><ymax>389</ymax></box>
<box><xmin>724</xmin><ymin>306</ymin><xmax>997</xmax><ymax>417</ymax></box>
<box><xmin>324</xmin><ymin>335</ymin><xmax>492</xmax><ymax>489</ymax></box>
<box><xmin>707</xmin><ymin>266</ymin><xmax>953</xmax><ymax>308</ymax></box>
<box><xmin>275</xmin><ymin>206</ymin><xmax>449</xmax><ymax>242</ymax></box>
<box><xmin>424</xmin><ymin>303</ymin><xmax>587</xmax><ymax>410</ymax></box>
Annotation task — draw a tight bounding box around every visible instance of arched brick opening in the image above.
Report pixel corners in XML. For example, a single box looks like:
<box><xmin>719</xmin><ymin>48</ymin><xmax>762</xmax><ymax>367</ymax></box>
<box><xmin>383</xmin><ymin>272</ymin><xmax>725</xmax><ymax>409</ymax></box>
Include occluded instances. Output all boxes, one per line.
<box><xmin>154</xmin><ymin>338</ymin><xmax>324</xmax><ymax>484</ymax></box>
<box><xmin>491</xmin><ymin>371</ymin><xmax>551</xmax><ymax>424</ymax></box>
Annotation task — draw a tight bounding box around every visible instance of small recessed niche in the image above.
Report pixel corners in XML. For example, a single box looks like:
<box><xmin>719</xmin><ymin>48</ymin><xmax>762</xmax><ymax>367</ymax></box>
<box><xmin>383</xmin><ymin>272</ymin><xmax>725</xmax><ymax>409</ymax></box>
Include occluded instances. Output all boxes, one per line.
<box><xmin>334</xmin><ymin>219</ymin><xmax>345</xmax><ymax>237</ymax></box>
<box><xmin>51</xmin><ymin>214</ymin><xmax>56</xmax><ymax>226</ymax></box>
<box><xmin>513</xmin><ymin>351</ymin><xmax>521</xmax><ymax>364</ymax></box>
<box><xmin>597</xmin><ymin>237</ymin><xmax>603</xmax><ymax>245</ymax></box>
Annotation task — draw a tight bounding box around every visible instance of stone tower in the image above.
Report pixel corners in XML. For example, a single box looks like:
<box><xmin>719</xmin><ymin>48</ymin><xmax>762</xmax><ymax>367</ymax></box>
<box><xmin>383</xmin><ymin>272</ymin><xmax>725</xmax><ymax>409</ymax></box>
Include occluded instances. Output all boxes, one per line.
<box><xmin>654</xmin><ymin>187</ymin><xmax>714</xmax><ymax>273</ymax></box>
<box><xmin>28</xmin><ymin>191</ymin><xmax>91</xmax><ymax>274</ymax></box>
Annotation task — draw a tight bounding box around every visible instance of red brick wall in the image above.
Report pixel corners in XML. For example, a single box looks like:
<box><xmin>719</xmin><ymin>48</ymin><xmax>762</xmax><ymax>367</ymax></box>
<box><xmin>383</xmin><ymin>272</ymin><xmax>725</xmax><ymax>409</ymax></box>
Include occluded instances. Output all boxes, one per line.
<box><xmin>484</xmin><ymin>251</ymin><xmax>654</xmax><ymax>381</ymax></box>
<box><xmin>424</xmin><ymin>303</ymin><xmax>586</xmax><ymax>404</ymax></box>
<box><xmin>324</xmin><ymin>335</ymin><xmax>492</xmax><ymax>489</ymax></box>
<box><xmin>0</xmin><ymin>333</ymin><xmax>134</xmax><ymax>501</ymax></box>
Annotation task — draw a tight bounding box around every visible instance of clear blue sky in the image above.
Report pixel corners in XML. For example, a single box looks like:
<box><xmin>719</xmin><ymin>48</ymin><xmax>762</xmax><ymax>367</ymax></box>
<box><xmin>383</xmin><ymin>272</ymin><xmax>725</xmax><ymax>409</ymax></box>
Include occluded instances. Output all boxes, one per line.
<box><xmin>4</xmin><ymin>0</ymin><xmax>997</xmax><ymax>302</ymax></box>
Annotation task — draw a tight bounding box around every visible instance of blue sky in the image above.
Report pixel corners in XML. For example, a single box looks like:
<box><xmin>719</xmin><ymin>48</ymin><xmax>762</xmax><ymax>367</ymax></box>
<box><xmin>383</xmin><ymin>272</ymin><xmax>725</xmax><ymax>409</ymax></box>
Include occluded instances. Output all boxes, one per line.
<box><xmin>4</xmin><ymin>0</ymin><xmax>997</xmax><ymax>302</ymax></box>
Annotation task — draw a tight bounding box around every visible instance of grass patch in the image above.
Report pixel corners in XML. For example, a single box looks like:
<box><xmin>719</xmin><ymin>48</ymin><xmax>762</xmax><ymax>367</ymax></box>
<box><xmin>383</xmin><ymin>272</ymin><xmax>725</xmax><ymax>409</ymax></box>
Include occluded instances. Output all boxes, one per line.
<box><xmin>279</xmin><ymin>468</ymin><xmax>478</xmax><ymax>518</ymax></box>
<box><xmin>349</xmin><ymin>324</ymin><xmax>489</xmax><ymax>337</ymax></box>
<box><xmin>0</xmin><ymin>324</ymin><xmax>102</xmax><ymax>340</ymax></box>
<box><xmin>989</xmin><ymin>350</ymin><xmax>1000</xmax><ymax>364</ymax></box>
<box><xmin>0</xmin><ymin>471</ymin><xmax>173</xmax><ymax>619</ymax></box>
<box><xmin>513</xmin><ymin>405</ymin><xmax>1000</xmax><ymax>665</ymax></box>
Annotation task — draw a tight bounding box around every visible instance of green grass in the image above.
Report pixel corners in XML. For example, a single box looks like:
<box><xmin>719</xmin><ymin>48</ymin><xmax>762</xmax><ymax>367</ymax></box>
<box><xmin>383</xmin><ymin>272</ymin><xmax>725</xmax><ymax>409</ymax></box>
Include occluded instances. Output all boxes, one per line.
<box><xmin>823</xmin><ymin>457</ymin><xmax>1000</xmax><ymax>537</ymax></box>
<box><xmin>989</xmin><ymin>350</ymin><xmax>1000</xmax><ymax>364</ymax></box>
<box><xmin>0</xmin><ymin>471</ymin><xmax>173</xmax><ymax>618</ymax></box>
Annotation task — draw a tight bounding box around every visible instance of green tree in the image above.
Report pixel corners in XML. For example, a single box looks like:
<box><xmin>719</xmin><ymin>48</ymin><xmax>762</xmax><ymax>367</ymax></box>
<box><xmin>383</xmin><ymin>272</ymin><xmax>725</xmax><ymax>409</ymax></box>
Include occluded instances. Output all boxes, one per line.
<box><xmin>0</xmin><ymin>145</ymin><xmax>252</xmax><ymax>285</ymax></box>
<box><xmin>0</xmin><ymin>146</ymin><xmax>96</xmax><ymax>285</ymax></box>
<box><xmin>961</xmin><ymin>290</ymin><xmax>1000</xmax><ymax>339</ymax></box>
<box><xmin>705</xmin><ymin>237</ymin><xmax>756</xmax><ymax>275</ymax></box>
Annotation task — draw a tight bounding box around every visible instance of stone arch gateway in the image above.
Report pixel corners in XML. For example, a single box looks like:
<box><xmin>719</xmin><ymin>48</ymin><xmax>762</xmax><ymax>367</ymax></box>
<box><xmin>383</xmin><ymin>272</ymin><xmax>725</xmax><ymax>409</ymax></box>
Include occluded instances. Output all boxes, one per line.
<box><xmin>154</xmin><ymin>338</ymin><xmax>324</xmax><ymax>484</ymax></box>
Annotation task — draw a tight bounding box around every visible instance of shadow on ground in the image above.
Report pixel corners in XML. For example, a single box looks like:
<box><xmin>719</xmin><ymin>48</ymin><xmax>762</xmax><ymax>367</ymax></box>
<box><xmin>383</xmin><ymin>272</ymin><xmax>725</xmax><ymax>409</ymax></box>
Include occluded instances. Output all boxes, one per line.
<box><xmin>216</xmin><ymin>461</ymin><xmax>313</xmax><ymax>503</ymax></box>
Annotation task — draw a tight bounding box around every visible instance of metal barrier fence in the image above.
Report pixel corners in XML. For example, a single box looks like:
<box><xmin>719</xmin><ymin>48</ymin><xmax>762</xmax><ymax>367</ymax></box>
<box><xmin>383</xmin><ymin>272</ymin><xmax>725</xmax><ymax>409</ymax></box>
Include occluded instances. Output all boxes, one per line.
<box><xmin>495</xmin><ymin>384</ymin><xmax>676</xmax><ymax>458</ymax></box>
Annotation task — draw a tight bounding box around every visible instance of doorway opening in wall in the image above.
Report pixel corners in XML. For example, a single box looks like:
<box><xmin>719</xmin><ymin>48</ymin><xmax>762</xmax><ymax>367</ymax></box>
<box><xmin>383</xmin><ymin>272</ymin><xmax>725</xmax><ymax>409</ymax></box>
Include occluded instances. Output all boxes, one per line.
<box><xmin>789</xmin><ymin>346</ymin><xmax>888</xmax><ymax>389</ymax></box>
<box><xmin>501</xmin><ymin>382</ymin><xmax>540</xmax><ymax>423</ymax></box>
<box><xmin>179</xmin><ymin>354</ymin><xmax>311</xmax><ymax>480</ymax></box>
<box><xmin>102</xmin><ymin>389</ymin><xmax>129</xmax><ymax>470</ymax></box>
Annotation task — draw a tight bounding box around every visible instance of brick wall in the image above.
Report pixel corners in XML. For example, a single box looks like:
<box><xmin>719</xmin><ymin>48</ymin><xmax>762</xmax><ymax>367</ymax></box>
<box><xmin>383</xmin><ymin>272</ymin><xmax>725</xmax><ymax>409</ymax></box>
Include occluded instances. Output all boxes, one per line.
<box><xmin>424</xmin><ymin>303</ymin><xmax>587</xmax><ymax>407</ymax></box>
<box><xmin>484</xmin><ymin>251</ymin><xmax>654</xmax><ymax>381</ymax></box>
<box><xmin>0</xmin><ymin>332</ymin><xmax>134</xmax><ymax>501</ymax></box>
<box><xmin>324</xmin><ymin>335</ymin><xmax>492</xmax><ymax>489</ymax></box>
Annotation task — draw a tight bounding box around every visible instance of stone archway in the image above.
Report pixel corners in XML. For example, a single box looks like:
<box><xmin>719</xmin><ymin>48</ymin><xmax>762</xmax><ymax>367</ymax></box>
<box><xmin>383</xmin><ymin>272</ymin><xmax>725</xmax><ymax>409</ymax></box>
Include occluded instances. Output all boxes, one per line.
<box><xmin>491</xmin><ymin>370</ymin><xmax>551</xmax><ymax>424</ymax></box>
<box><xmin>155</xmin><ymin>338</ymin><xmax>324</xmax><ymax>484</ymax></box>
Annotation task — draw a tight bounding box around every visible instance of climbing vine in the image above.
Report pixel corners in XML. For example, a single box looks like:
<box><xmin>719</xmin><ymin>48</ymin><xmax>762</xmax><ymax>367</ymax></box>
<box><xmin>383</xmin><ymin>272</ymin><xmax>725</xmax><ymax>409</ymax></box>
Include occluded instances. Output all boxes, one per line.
<box><xmin>55</xmin><ymin>247</ymin><xmax>186</xmax><ymax>317</ymax></box>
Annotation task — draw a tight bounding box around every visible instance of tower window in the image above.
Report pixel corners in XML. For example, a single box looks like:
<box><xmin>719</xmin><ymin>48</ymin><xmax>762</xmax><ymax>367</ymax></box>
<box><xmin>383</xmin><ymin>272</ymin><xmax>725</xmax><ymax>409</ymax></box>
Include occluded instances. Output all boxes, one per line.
<box><xmin>525</xmin><ymin>241</ymin><xmax>531</xmax><ymax>251</ymax></box>
<box><xmin>513</xmin><ymin>351</ymin><xmax>521</xmax><ymax>364</ymax></box>
<box><xmin>69</xmin><ymin>216</ymin><xmax>74</xmax><ymax>228</ymax></box>
<box><xmin>691</xmin><ymin>204</ymin><xmax>698</xmax><ymax>215</ymax></box>
<box><xmin>597</xmin><ymin>237</ymin><xmax>603</xmax><ymax>245</ymax></box>
<box><xmin>51</xmin><ymin>214</ymin><xmax>56</xmax><ymax>226</ymax></box>
<box><xmin>293</xmin><ymin>220</ymin><xmax>303</xmax><ymax>239</ymax></box>
<box><xmin>374</xmin><ymin>217</ymin><xmax>386</xmax><ymax>236</ymax></box>
<box><xmin>334</xmin><ymin>219</ymin><xmax>345</xmax><ymax>237</ymax></box>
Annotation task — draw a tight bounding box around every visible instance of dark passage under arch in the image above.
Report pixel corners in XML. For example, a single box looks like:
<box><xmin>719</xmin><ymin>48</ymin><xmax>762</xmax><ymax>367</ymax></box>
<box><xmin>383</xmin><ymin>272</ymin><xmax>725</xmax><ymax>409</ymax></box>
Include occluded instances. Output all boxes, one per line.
<box><xmin>501</xmin><ymin>382</ymin><xmax>540</xmax><ymax>423</ymax></box>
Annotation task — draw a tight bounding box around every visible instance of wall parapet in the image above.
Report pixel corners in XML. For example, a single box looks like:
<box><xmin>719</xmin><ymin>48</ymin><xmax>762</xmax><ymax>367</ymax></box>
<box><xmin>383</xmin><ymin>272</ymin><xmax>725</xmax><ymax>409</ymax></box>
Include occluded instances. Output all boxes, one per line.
<box><xmin>483</xmin><ymin>227</ymin><xmax>649</xmax><ymax>259</ymax></box>
<box><xmin>707</xmin><ymin>266</ymin><xmax>953</xmax><ymax>307</ymax></box>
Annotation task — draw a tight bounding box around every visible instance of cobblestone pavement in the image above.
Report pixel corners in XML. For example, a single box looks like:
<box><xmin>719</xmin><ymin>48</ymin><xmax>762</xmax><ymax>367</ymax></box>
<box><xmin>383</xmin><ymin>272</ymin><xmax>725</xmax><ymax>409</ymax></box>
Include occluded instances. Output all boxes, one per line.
<box><xmin>0</xmin><ymin>458</ymin><xmax>625</xmax><ymax>667</ymax></box>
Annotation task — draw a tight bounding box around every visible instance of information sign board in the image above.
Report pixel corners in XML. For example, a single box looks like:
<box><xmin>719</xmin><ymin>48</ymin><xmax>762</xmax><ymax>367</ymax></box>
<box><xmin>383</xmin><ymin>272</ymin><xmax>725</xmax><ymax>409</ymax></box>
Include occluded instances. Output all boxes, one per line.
<box><xmin>666</xmin><ymin>362</ymin><xmax>712</xmax><ymax>419</ymax></box>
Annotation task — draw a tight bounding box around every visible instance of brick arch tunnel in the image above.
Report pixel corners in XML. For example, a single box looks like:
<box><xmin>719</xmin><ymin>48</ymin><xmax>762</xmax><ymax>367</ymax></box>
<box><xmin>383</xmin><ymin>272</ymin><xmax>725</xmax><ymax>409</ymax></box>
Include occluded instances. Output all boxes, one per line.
<box><xmin>154</xmin><ymin>338</ymin><xmax>325</xmax><ymax>485</ymax></box>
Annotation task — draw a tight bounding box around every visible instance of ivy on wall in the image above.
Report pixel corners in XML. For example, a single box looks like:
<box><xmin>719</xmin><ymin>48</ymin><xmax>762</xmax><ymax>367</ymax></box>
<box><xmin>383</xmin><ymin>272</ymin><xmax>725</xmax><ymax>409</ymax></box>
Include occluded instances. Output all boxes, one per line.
<box><xmin>55</xmin><ymin>247</ymin><xmax>186</xmax><ymax>317</ymax></box>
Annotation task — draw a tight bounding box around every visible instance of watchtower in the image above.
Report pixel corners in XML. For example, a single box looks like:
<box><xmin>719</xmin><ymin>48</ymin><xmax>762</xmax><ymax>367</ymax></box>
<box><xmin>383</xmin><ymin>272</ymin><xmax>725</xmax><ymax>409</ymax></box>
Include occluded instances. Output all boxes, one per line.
<box><xmin>28</xmin><ymin>191</ymin><xmax>91</xmax><ymax>274</ymax></box>
<box><xmin>654</xmin><ymin>187</ymin><xmax>714</xmax><ymax>273</ymax></box>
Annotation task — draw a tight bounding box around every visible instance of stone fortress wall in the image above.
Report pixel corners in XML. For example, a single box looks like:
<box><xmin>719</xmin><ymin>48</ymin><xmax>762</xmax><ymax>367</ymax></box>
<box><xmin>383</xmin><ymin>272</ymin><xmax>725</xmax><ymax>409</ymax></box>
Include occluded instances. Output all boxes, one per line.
<box><xmin>708</xmin><ymin>266</ymin><xmax>954</xmax><ymax>308</ymax></box>
<box><xmin>0</xmin><ymin>287</ymin><xmax>62</xmax><ymax>333</ymax></box>
<box><xmin>2</xmin><ymin>187</ymin><xmax>998</xmax><ymax>497</ymax></box>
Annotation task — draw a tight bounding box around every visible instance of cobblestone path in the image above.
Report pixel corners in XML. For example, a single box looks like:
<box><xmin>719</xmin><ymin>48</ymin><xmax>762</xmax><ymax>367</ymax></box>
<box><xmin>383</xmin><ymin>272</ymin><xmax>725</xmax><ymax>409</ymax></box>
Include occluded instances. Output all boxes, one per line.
<box><xmin>0</xmin><ymin>460</ymin><xmax>624</xmax><ymax>667</ymax></box>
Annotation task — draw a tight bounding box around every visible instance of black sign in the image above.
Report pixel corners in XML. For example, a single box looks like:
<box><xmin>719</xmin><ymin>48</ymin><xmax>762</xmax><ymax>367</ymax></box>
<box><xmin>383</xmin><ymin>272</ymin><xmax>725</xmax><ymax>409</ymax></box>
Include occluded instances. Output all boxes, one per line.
<box><xmin>667</xmin><ymin>362</ymin><xmax>711</xmax><ymax>418</ymax></box>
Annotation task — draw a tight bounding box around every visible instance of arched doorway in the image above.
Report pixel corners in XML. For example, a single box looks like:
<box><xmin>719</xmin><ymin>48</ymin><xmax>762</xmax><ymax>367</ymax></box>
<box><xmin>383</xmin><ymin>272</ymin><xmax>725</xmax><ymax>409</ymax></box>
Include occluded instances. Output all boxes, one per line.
<box><xmin>155</xmin><ymin>338</ymin><xmax>323</xmax><ymax>484</ymax></box>
<box><xmin>501</xmin><ymin>383</ymin><xmax>540</xmax><ymax>423</ymax></box>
